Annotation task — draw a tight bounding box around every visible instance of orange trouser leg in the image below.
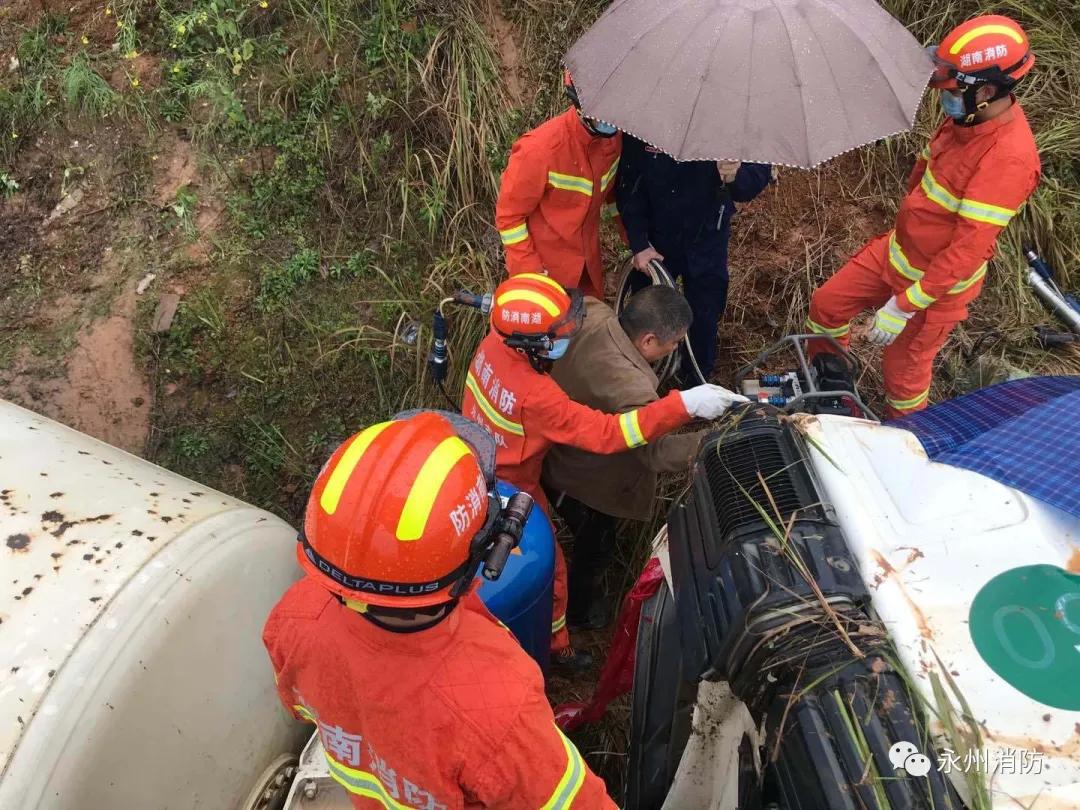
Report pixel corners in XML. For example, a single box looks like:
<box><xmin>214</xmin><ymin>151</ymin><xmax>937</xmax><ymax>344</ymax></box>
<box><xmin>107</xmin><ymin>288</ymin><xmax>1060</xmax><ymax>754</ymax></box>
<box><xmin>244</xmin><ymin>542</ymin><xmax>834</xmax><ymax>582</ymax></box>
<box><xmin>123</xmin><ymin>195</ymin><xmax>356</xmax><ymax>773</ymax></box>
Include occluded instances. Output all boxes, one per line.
<box><xmin>806</xmin><ymin>234</ymin><xmax>894</xmax><ymax>356</ymax></box>
<box><xmin>551</xmin><ymin>541</ymin><xmax>569</xmax><ymax>651</ymax></box>
<box><xmin>881</xmin><ymin>312</ymin><xmax>959</xmax><ymax>419</ymax></box>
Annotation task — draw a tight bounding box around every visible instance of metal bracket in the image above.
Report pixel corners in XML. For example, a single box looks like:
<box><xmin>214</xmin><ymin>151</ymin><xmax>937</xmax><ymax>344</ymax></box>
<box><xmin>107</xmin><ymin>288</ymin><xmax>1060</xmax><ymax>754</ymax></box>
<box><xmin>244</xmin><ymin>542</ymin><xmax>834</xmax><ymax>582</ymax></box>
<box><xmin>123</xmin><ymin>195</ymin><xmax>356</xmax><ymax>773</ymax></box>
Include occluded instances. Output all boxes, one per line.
<box><xmin>733</xmin><ymin>334</ymin><xmax>879</xmax><ymax>422</ymax></box>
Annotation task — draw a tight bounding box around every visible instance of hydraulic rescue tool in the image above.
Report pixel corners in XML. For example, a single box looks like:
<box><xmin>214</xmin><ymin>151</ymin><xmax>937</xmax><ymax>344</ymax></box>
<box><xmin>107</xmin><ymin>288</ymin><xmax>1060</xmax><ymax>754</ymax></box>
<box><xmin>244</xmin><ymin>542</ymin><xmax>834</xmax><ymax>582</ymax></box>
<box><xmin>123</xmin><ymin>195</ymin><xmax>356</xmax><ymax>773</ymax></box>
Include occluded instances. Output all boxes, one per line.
<box><xmin>1024</xmin><ymin>248</ymin><xmax>1080</xmax><ymax>345</ymax></box>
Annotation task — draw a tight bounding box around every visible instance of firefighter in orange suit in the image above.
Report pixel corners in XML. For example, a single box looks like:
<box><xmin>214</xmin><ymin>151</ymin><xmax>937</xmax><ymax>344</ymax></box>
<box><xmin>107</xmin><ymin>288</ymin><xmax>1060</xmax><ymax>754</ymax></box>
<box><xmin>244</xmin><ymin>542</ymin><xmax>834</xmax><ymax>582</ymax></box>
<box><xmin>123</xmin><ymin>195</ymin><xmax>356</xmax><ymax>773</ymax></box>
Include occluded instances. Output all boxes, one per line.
<box><xmin>264</xmin><ymin>410</ymin><xmax>617</xmax><ymax>808</ymax></box>
<box><xmin>806</xmin><ymin>15</ymin><xmax>1040</xmax><ymax>419</ymax></box>
<box><xmin>495</xmin><ymin>72</ymin><xmax>621</xmax><ymax>299</ymax></box>
<box><xmin>462</xmin><ymin>274</ymin><xmax>747</xmax><ymax>670</ymax></box>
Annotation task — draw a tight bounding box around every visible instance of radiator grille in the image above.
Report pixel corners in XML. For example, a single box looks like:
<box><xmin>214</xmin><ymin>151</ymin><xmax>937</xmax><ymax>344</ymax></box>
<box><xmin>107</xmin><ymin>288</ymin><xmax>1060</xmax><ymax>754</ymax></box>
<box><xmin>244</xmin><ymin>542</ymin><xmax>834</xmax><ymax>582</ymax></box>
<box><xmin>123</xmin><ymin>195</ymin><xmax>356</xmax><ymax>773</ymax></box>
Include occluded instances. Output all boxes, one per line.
<box><xmin>701</xmin><ymin>434</ymin><xmax>804</xmax><ymax>539</ymax></box>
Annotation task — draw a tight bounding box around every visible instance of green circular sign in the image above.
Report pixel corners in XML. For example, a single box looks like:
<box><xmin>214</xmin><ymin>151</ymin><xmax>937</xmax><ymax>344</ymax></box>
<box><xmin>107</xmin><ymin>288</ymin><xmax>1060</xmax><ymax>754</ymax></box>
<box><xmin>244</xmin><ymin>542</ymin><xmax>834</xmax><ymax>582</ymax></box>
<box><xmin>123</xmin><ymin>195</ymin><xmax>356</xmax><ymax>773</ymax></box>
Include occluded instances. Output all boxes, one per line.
<box><xmin>969</xmin><ymin>564</ymin><xmax>1080</xmax><ymax>710</ymax></box>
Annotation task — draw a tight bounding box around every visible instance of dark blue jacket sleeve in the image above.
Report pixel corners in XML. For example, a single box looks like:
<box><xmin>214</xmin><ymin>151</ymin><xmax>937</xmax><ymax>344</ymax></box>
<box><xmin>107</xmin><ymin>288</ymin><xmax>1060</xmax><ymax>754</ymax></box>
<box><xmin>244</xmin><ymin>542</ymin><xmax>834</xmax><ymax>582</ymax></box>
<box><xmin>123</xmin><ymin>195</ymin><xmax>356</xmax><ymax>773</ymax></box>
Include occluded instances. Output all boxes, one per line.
<box><xmin>727</xmin><ymin>162</ymin><xmax>772</xmax><ymax>203</ymax></box>
<box><xmin>615</xmin><ymin>137</ymin><xmax>652</xmax><ymax>254</ymax></box>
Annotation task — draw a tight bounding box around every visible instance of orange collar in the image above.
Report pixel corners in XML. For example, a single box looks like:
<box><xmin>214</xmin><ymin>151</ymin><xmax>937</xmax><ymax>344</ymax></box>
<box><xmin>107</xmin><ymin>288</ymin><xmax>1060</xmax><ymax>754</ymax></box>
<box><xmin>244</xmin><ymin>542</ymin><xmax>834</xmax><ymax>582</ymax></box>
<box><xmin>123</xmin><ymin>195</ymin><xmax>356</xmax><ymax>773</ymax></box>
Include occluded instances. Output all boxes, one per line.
<box><xmin>562</xmin><ymin>106</ymin><xmax>599</xmax><ymax>149</ymax></box>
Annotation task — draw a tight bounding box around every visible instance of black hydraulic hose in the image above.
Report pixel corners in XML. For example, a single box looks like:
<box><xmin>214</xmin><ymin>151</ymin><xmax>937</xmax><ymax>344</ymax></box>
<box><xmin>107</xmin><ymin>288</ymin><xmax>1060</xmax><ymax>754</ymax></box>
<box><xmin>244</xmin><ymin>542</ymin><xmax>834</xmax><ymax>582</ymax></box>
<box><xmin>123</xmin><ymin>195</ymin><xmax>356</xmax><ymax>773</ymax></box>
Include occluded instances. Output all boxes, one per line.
<box><xmin>613</xmin><ymin>257</ymin><xmax>708</xmax><ymax>386</ymax></box>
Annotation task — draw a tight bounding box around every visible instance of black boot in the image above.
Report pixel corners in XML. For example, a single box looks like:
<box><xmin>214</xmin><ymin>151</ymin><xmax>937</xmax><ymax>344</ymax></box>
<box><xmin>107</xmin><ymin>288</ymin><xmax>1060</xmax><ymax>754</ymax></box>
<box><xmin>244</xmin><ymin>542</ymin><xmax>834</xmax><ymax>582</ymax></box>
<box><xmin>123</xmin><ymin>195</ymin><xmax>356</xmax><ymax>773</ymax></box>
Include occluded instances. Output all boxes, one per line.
<box><xmin>551</xmin><ymin>646</ymin><xmax>594</xmax><ymax>674</ymax></box>
<box><xmin>567</xmin><ymin>599</ymin><xmax>612</xmax><ymax>632</ymax></box>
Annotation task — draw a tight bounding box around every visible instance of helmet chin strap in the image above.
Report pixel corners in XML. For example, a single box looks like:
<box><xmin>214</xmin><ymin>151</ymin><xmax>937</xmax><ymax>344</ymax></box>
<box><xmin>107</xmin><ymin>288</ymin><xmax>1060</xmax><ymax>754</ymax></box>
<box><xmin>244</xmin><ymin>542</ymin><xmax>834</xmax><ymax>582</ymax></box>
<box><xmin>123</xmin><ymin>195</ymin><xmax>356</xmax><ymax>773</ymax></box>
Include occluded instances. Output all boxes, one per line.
<box><xmin>961</xmin><ymin>83</ymin><xmax>994</xmax><ymax>125</ymax></box>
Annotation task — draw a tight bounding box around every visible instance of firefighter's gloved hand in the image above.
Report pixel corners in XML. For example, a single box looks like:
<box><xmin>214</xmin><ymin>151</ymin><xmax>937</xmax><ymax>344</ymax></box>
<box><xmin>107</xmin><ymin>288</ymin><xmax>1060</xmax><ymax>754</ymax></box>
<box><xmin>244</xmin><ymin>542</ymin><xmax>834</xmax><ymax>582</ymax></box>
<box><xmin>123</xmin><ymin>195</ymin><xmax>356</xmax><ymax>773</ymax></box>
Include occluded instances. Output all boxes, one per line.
<box><xmin>867</xmin><ymin>297</ymin><xmax>915</xmax><ymax>346</ymax></box>
<box><xmin>679</xmin><ymin>384</ymin><xmax>750</xmax><ymax>419</ymax></box>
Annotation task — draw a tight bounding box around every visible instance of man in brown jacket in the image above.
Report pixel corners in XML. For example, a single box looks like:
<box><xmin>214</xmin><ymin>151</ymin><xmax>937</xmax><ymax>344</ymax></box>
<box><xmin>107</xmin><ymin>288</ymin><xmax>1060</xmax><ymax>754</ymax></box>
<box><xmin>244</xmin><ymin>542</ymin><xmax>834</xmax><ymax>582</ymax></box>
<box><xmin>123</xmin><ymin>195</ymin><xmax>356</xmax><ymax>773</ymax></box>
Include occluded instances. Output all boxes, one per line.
<box><xmin>542</xmin><ymin>286</ymin><xmax>712</xmax><ymax>629</ymax></box>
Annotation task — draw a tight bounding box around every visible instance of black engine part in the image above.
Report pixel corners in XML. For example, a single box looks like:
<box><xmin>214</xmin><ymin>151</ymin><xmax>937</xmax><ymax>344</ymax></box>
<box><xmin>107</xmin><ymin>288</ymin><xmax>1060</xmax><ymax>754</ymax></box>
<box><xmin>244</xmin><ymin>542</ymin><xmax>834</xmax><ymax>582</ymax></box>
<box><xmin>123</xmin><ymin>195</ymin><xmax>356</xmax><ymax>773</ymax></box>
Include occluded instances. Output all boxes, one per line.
<box><xmin>762</xmin><ymin>656</ymin><xmax>963</xmax><ymax>809</ymax></box>
<box><xmin>667</xmin><ymin>408</ymin><xmax>874</xmax><ymax>710</ymax></box>
<box><xmin>625</xmin><ymin>580</ymin><xmax>698</xmax><ymax>810</ymax></box>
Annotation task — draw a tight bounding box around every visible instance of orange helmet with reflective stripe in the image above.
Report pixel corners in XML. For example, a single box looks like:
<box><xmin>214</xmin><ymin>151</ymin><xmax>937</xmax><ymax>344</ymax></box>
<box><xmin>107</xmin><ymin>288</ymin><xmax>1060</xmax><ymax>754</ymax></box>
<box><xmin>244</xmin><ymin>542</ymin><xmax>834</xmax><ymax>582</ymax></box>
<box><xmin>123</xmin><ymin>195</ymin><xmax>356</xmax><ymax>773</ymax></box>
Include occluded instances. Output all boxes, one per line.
<box><xmin>929</xmin><ymin>15</ymin><xmax>1033</xmax><ymax>90</ymax></box>
<box><xmin>491</xmin><ymin>274</ymin><xmax>584</xmax><ymax>342</ymax></box>
<box><xmin>298</xmin><ymin>411</ymin><xmax>498</xmax><ymax>607</ymax></box>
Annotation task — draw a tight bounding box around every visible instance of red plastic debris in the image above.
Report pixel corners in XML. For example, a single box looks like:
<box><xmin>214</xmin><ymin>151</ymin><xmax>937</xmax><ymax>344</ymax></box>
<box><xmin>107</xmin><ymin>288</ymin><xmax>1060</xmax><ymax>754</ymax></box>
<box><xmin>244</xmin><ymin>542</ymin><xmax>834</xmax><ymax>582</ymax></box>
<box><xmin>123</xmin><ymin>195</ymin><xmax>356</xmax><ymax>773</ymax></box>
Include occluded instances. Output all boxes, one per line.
<box><xmin>554</xmin><ymin>557</ymin><xmax>665</xmax><ymax>732</ymax></box>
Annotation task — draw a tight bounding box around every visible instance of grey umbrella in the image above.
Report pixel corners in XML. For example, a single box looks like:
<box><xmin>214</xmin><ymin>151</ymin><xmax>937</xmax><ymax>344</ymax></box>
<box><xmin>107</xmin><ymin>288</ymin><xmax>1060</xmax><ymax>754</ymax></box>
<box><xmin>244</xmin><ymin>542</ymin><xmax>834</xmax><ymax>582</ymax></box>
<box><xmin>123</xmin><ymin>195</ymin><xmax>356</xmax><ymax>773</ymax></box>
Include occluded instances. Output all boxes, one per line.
<box><xmin>565</xmin><ymin>0</ymin><xmax>934</xmax><ymax>167</ymax></box>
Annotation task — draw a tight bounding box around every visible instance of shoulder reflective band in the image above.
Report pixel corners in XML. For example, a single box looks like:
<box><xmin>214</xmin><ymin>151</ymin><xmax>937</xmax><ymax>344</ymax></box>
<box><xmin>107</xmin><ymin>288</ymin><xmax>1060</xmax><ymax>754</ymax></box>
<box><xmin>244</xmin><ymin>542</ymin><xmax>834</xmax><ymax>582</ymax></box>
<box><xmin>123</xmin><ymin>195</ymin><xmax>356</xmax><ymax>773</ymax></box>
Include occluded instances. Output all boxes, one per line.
<box><xmin>541</xmin><ymin>726</ymin><xmax>587</xmax><ymax>810</ymax></box>
<box><xmin>299</xmin><ymin>533</ymin><xmax>472</xmax><ymax>598</ymax></box>
<box><xmin>551</xmin><ymin>613</ymin><xmax>566</xmax><ymax>633</ymax></box>
<box><xmin>600</xmin><ymin>158</ymin><xmax>619</xmax><ymax>192</ymax></box>
<box><xmin>547</xmin><ymin>171</ymin><xmax>594</xmax><ymax>196</ymax></box>
<box><xmin>619</xmin><ymin>409</ymin><xmax>646</xmax><ymax>448</ymax></box>
<box><xmin>499</xmin><ymin>222</ymin><xmax>529</xmax><ymax>246</ymax></box>
<box><xmin>465</xmin><ymin>372</ymin><xmax>525</xmax><ymax>436</ymax></box>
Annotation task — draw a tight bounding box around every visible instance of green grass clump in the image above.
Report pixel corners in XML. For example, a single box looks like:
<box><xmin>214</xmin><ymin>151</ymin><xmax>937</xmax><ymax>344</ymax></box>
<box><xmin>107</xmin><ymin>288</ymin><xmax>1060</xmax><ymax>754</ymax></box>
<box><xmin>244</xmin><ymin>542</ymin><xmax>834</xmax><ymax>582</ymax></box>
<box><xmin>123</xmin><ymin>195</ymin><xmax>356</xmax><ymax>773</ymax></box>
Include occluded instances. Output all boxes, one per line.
<box><xmin>62</xmin><ymin>54</ymin><xmax>119</xmax><ymax>118</ymax></box>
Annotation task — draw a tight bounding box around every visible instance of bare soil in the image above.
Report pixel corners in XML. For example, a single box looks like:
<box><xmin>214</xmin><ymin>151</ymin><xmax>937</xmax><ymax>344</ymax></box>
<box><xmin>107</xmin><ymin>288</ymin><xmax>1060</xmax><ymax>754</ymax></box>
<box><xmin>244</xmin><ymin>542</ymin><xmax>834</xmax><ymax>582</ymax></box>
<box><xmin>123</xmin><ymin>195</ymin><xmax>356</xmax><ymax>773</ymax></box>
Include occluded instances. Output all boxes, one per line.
<box><xmin>485</xmin><ymin>0</ymin><xmax>527</xmax><ymax>105</ymax></box>
<box><xmin>0</xmin><ymin>115</ymin><xmax>215</xmax><ymax>454</ymax></box>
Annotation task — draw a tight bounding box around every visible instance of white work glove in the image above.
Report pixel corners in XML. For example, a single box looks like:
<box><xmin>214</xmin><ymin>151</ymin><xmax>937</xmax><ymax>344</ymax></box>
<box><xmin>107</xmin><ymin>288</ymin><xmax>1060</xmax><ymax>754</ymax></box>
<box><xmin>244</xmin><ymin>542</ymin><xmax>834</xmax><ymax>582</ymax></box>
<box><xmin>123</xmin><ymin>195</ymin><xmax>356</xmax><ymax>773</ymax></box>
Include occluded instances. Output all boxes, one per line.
<box><xmin>867</xmin><ymin>296</ymin><xmax>915</xmax><ymax>346</ymax></box>
<box><xmin>679</xmin><ymin>384</ymin><xmax>750</xmax><ymax>419</ymax></box>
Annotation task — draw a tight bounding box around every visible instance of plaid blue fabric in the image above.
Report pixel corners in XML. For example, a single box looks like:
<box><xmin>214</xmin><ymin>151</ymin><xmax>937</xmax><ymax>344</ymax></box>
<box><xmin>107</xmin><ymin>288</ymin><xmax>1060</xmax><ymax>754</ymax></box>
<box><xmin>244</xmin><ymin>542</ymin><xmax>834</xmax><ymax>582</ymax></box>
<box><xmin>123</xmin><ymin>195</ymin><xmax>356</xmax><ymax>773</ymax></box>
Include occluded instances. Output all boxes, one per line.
<box><xmin>889</xmin><ymin>376</ymin><xmax>1080</xmax><ymax>517</ymax></box>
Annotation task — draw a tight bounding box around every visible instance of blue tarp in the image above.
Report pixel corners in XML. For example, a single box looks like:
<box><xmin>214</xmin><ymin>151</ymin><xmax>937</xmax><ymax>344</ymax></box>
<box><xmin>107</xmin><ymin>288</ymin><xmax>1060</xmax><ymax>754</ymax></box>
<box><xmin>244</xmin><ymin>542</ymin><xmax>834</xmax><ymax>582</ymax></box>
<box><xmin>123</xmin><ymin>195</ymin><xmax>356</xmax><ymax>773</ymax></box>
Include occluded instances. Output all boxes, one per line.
<box><xmin>891</xmin><ymin>376</ymin><xmax>1080</xmax><ymax>519</ymax></box>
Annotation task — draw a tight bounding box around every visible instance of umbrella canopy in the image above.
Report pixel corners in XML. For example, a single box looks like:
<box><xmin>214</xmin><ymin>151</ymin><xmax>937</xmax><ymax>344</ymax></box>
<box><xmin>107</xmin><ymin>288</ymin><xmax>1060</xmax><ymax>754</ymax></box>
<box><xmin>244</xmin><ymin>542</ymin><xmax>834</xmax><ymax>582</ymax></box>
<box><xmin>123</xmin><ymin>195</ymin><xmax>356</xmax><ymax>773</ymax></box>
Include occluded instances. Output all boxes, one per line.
<box><xmin>893</xmin><ymin>376</ymin><xmax>1080</xmax><ymax>519</ymax></box>
<box><xmin>565</xmin><ymin>0</ymin><xmax>934</xmax><ymax>168</ymax></box>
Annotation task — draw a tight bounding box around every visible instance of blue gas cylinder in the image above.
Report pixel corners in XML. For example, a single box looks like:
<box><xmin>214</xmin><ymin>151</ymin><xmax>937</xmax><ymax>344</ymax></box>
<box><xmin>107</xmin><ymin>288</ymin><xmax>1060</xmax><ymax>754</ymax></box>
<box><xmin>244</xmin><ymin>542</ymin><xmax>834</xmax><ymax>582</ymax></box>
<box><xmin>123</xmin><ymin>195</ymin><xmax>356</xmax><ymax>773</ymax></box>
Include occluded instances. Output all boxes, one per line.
<box><xmin>477</xmin><ymin>481</ymin><xmax>556</xmax><ymax>672</ymax></box>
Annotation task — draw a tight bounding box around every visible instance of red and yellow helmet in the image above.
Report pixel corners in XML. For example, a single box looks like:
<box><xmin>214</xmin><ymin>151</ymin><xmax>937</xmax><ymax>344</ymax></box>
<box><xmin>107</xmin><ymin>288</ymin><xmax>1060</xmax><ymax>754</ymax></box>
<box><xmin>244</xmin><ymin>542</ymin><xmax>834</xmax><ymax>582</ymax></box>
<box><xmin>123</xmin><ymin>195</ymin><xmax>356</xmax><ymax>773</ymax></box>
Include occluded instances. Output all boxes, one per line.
<box><xmin>491</xmin><ymin>273</ymin><xmax>584</xmax><ymax>342</ymax></box>
<box><xmin>298</xmin><ymin>411</ymin><xmax>498</xmax><ymax>608</ymax></box>
<box><xmin>929</xmin><ymin>15</ymin><xmax>1033</xmax><ymax>90</ymax></box>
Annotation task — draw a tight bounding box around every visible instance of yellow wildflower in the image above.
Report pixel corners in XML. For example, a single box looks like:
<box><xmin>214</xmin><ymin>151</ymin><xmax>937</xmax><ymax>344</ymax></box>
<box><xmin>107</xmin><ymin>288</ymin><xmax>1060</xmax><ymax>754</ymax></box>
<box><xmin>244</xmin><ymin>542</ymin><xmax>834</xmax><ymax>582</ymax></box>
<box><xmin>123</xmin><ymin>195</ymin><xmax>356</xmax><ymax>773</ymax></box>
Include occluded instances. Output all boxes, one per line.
<box><xmin>105</xmin><ymin>7</ymin><xmax>112</xmax><ymax>15</ymax></box>
<box><xmin>259</xmin><ymin>1</ymin><xmax>268</xmax><ymax>7</ymax></box>
<box><xmin>81</xmin><ymin>35</ymin><xmax>89</xmax><ymax>45</ymax></box>
<box><xmin>131</xmin><ymin>78</ymin><xmax>140</xmax><ymax>88</ymax></box>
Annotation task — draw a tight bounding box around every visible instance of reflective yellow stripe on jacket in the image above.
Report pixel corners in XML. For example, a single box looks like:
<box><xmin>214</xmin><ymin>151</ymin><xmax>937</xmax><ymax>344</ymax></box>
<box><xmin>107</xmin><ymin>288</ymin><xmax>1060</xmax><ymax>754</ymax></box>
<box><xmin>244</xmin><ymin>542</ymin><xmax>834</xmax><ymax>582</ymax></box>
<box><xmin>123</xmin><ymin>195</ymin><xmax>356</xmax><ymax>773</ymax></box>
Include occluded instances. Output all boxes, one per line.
<box><xmin>500</xmin><ymin>222</ymin><xmax>529</xmax><ymax>246</ymax></box>
<box><xmin>618</xmin><ymin>410</ymin><xmax>646</xmax><ymax>448</ymax></box>
<box><xmin>324</xmin><ymin>753</ymin><xmax>411</xmax><ymax>810</ymax></box>
<box><xmin>600</xmin><ymin>158</ymin><xmax>619</xmax><ymax>193</ymax></box>
<box><xmin>888</xmin><ymin>232</ymin><xmax>986</xmax><ymax>302</ymax></box>
<box><xmin>548</xmin><ymin>171</ymin><xmax>593</xmax><ymax>197</ymax></box>
<box><xmin>541</xmin><ymin>726</ymin><xmax>587</xmax><ymax>810</ymax></box>
<box><xmin>465</xmin><ymin>372</ymin><xmax>525</xmax><ymax>436</ymax></box>
<box><xmin>920</xmin><ymin>163</ymin><xmax>1017</xmax><ymax>226</ymax></box>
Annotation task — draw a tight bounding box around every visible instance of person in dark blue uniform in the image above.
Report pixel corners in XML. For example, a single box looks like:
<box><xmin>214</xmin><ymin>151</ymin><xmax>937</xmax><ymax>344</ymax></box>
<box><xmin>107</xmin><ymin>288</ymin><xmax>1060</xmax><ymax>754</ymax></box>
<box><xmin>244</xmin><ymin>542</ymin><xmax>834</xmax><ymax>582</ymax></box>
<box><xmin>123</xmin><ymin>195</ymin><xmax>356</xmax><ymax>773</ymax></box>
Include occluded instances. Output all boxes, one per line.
<box><xmin>616</xmin><ymin>135</ymin><xmax>772</xmax><ymax>379</ymax></box>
